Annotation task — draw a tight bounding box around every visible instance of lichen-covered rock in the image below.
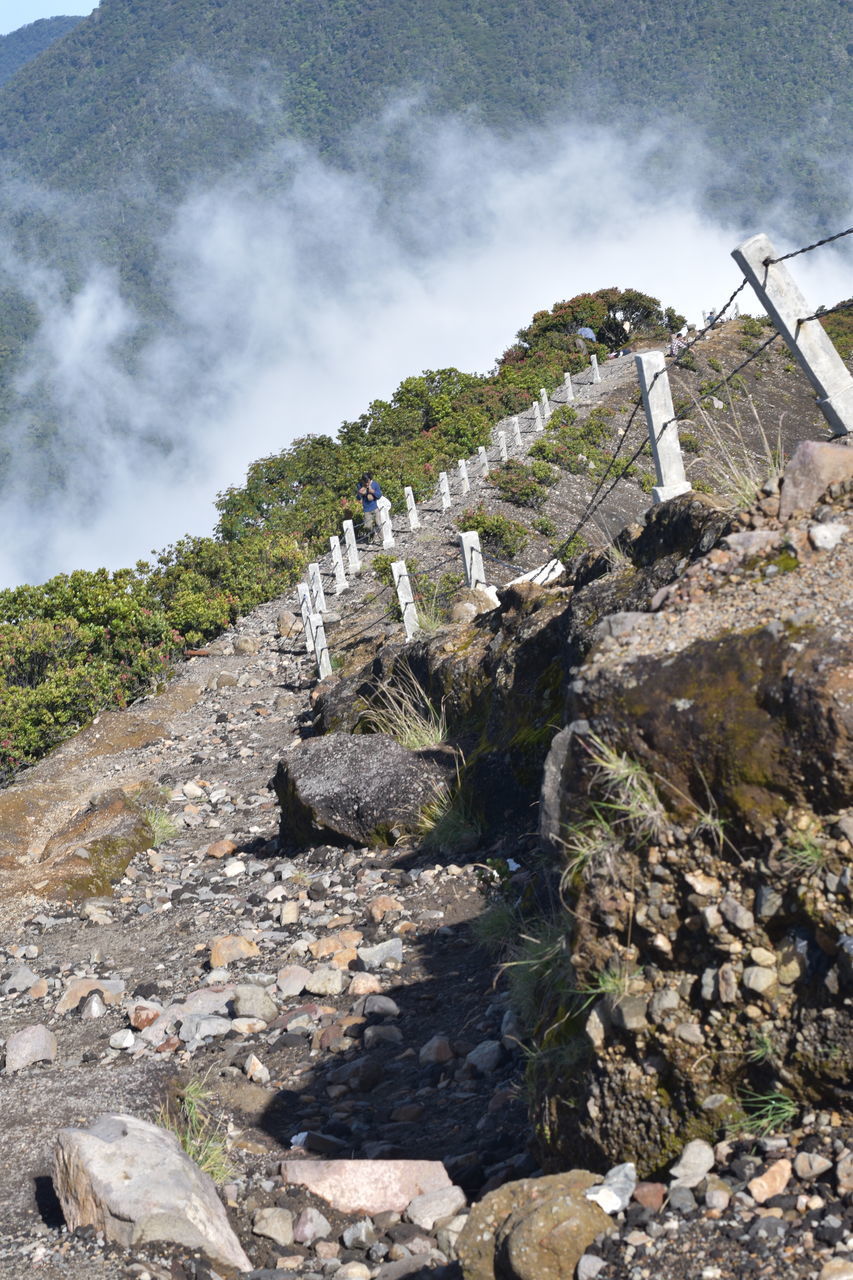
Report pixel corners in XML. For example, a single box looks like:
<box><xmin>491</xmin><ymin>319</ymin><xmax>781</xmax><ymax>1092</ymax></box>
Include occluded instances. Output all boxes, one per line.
<box><xmin>456</xmin><ymin>1170</ymin><xmax>608</xmax><ymax>1280</ymax></box>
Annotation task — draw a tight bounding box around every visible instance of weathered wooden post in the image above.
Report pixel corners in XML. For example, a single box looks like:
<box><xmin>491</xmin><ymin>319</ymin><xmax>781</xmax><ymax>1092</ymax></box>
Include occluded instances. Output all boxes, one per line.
<box><xmin>459</xmin><ymin>530</ymin><xmax>486</xmax><ymax>590</ymax></box>
<box><xmin>590</xmin><ymin>354</ymin><xmax>601</xmax><ymax>384</ymax></box>
<box><xmin>563</xmin><ymin>371</ymin><xmax>575</xmax><ymax>403</ymax></box>
<box><xmin>497</xmin><ymin>431</ymin><xmax>508</xmax><ymax>462</ymax></box>
<box><xmin>478</xmin><ymin>445</ymin><xmax>490</xmax><ymax>477</ymax></box>
<box><xmin>732</xmin><ymin>233</ymin><xmax>853</xmax><ymax>437</ymax></box>
<box><xmin>439</xmin><ymin>471</ymin><xmax>452</xmax><ymax>510</ymax></box>
<box><xmin>297</xmin><ymin>584</ymin><xmax>315</xmax><ymax>655</ymax></box>
<box><xmin>634</xmin><ymin>352</ymin><xmax>692</xmax><ymax>504</ymax></box>
<box><xmin>404</xmin><ymin>486</ymin><xmax>420</xmax><ymax>530</ymax></box>
<box><xmin>511</xmin><ymin>416</ymin><xmax>522</xmax><ymax>448</ymax></box>
<box><xmin>329</xmin><ymin>536</ymin><xmax>348</xmax><ymax>594</ymax></box>
<box><xmin>312</xmin><ymin>613</ymin><xmax>332</xmax><ymax>678</ymax></box>
<box><xmin>342</xmin><ymin>519</ymin><xmax>361</xmax><ymax>575</ymax></box>
<box><xmin>539</xmin><ymin>388</ymin><xmax>551</xmax><ymax>422</ymax></box>
<box><xmin>308</xmin><ymin>562</ymin><xmax>327</xmax><ymax>613</ymax></box>
<box><xmin>457</xmin><ymin>459</ymin><xmax>470</xmax><ymax>495</ymax></box>
<box><xmin>392</xmin><ymin>561</ymin><xmax>419</xmax><ymax>641</ymax></box>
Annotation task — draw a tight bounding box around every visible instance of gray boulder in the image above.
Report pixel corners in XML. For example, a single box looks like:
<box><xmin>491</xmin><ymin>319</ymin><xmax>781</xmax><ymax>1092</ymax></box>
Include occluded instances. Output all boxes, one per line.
<box><xmin>272</xmin><ymin>733</ymin><xmax>456</xmax><ymax>847</ymax></box>
<box><xmin>52</xmin><ymin>1114</ymin><xmax>251</xmax><ymax>1272</ymax></box>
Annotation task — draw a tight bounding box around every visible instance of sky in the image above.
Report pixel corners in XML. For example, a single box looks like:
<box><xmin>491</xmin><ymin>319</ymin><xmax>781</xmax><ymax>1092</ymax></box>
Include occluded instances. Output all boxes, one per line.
<box><xmin>0</xmin><ymin>1</ymin><xmax>96</xmax><ymax>36</ymax></box>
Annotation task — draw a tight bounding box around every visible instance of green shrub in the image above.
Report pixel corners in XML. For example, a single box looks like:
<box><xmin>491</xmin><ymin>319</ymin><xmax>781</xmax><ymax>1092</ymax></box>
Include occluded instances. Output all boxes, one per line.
<box><xmin>460</xmin><ymin>505</ymin><xmax>528</xmax><ymax>558</ymax></box>
<box><xmin>490</xmin><ymin>459</ymin><xmax>553</xmax><ymax>508</ymax></box>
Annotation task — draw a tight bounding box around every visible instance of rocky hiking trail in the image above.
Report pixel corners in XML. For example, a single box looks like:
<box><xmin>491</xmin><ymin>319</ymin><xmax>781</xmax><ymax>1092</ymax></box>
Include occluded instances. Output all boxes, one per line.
<box><xmin>0</xmin><ymin>327</ymin><xmax>852</xmax><ymax>1280</ymax></box>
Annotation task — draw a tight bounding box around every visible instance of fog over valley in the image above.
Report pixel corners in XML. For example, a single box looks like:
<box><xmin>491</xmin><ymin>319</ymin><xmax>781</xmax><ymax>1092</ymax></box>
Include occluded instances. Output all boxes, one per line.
<box><xmin>0</xmin><ymin>108</ymin><xmax>849</xmax><ymax>589</ymax></box>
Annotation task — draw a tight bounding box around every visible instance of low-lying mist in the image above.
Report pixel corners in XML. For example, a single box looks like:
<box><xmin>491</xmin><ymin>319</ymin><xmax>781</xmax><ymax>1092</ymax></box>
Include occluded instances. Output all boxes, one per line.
<box><xmin>0</xmin><ymin>107</ymin><xmax>849</xmax><ymax>589</ymax></box>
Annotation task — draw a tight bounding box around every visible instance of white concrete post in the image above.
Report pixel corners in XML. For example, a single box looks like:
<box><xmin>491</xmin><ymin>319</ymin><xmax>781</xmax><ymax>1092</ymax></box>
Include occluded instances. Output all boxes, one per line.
<box><xmin>590</xmin><ymin>354</ymin><xmax>601</xmax><ymax>384</ymax></box>
<box><xmin>308</xmin><ymin>562</ymin><xmax>327</xmax><ymax>613</ymax></box>
<box><xmin>392</xmin><ymin>561</ymin><xmax>419</xmax><ymax>641</ymax></box>
<box><xmin>634</xmin><ymin>351</ymin><xmax>692</xmax><ymax>504</ymax></box>
<box><xmin>311</xmin><ymin>613</ymin><xmax>332</xmax><ymax>678</ymax></box>
<box><xmin>539</xmin><ymin>388</ymin><xmax>551</xmax><ymax>422</ymax></box>
<box><xmin>460</xmin><ymin>530</ymin><xmax>486</xmax><ymax>590</ymax></box>
<box><xmin>563</xmin><ymin>372</ymin><xmax>575</xmax><ymax>402</ymax></box>
<box><xmin>378</xmin><ymin>505</ymin><xmax>395</xmax><ymax>549</ymax></box>
<box><xmin>732</xmin><ymin>232</ymin><xmax>853</xmax><ymax>437</ymax></box>
<box><xmin>329</xmin><ymin>536</ymin><xmax>348</xmax><ymax>594</ymax></box>
<box><xmin>342</xmin><ymin>519</ymin><xmax>361</xmax><ymax>575</ymax></box>
<box><xmin>478</xmin><ymin>445</ymin><xmax>490</xmax><ymax>477</ymax></box>
<box><xmin>497</xmin><ymin>431</ymin><xmax>508</xmax><ymax>462</ymax></box>
<box><xmin>511</xmin><ymin>416</ymin><xmax>522</xmax><ymax>448</ymax></box>
<box><xmin>532</xmin><ymin>403</ymin><xmax>544</xmax><ymax>432</ymax></box>
<box><xmin>297</xmin><ymin>584</ymin><xmax>315</xmax><ymax>655</ymax></box>
<box><xmin>457</xmin><ymin>459</ymin><xmax>470</xmax><ymax>494</ymax></box>
<box><xmin>404</xmin><ymin>485</ymin><xmax>420</xmax><ymax>530</ymax></box>
<box><xmin>439</xmin><ymin>471</ymin><xmax>452</xmax><ymax>510</ymax></box>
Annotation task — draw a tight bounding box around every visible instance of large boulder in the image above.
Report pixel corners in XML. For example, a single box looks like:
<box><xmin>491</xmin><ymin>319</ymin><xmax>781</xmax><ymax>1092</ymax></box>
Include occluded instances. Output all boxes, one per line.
<box><xmin>456</xmin><ymin>1170</ymin><xmax>610</xmax><ymax>1280</ymax></box>
<box><xmin>52</xmin><ymin>1114</ymin><xmax>252</xmax><ymax>1272</ymax></box>
<box><xmin>272</xmin><ymin>733</ymin><xmax>457</xmax><ymax>847</ymax></box>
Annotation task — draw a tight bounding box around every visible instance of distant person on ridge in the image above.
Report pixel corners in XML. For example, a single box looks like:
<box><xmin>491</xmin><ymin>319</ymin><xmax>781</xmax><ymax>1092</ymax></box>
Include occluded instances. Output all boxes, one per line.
<box><xmin>356</xmin><ymin>472</ymin><xmax>383</xmax><ymax>542</ymax></box>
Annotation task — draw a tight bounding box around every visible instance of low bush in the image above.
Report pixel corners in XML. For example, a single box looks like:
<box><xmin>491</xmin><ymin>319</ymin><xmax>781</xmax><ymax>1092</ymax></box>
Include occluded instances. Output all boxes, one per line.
<box><xmin>460</xmin><ymin>505</ymin><xmax>529</xmax><ymax>558</ymax></box>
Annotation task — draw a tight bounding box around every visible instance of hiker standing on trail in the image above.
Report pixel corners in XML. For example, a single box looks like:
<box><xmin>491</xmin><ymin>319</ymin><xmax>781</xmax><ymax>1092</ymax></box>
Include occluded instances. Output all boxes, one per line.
<box><xmin>356</xmin><ymin>472</ymin><xmax>383</xmax><ymax>542</ymax></box>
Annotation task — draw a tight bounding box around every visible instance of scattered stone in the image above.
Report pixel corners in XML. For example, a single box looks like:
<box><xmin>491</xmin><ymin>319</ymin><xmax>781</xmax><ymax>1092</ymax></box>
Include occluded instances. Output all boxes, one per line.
<box><xmin>4</xmin><ymin>1024</ymin><xmax>58</xmax><ymax>1072</ymax></box>
<box><xmin>253</xmin><ymin>1206</ymin><xmax>294</xmax><ymax>1247</ymax></box>
<box><xmin>670</xmin><ymin>1140</ymin><xmax>715</xmax><ymax>1188</ymax></box>
<box><xmin>748</xmin><ymin>1158</ymin><xmax>792</xmax><ymax>1203</ymax></box>
<box><xmin>209</xmin><ymin>935</ymin><xmax>260</xmax><ymax>967</ymax></box>
<box><xmin>293</xmin><ymin>1205</ymin><xmax>332</xmax><ymax>1243</ymax></box>
<box><xmin>405</xmin><ymin>1184</ymin><xmax>466</xmax><ymax>1230</ymax></box>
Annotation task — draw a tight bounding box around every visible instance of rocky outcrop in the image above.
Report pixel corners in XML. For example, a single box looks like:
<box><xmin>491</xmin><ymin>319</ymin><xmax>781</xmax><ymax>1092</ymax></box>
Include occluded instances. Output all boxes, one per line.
<box><xmin>529</xmin><ymin>480</ymin><xmax>853</xmax><ymax>1176</ymax></box>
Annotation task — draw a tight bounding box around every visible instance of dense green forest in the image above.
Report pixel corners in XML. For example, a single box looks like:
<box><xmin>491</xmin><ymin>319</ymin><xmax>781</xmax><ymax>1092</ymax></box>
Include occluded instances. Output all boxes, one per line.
<box><xmin>0</xmin><ymin>16</ymin><xmax>81</xmax><ymax>87</ymax></box>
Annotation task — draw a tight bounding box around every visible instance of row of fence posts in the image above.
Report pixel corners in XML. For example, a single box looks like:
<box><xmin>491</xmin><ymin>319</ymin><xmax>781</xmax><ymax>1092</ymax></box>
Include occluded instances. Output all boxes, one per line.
<box><xmin>293</xmin><ymin>353</ymin><xmax>608</xmax><ymax>672</ymax></box>
<box><xmin>297</xmin><ymin>232</ymin><xmax>853</xmax><ymax>675</ymax></box>
<box><xmin>635</xmin><ymin>232</ymin><xmax>853</xmax><ymax>503</ymax></box>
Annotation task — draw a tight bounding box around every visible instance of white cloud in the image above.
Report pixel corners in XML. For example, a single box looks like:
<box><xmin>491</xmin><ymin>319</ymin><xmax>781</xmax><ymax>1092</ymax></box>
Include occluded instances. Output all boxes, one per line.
<box><xmin>0</xmin><ymin>108</ymin><xmax>849</xmax><ymax>588</ymax></box>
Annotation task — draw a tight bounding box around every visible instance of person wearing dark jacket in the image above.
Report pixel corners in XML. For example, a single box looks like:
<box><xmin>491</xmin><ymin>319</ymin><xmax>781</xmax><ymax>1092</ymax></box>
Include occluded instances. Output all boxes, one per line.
<box><xmin>356</xmin><ymin>473</ymin><xmax>382</xmax><ymax>541</ymax></box>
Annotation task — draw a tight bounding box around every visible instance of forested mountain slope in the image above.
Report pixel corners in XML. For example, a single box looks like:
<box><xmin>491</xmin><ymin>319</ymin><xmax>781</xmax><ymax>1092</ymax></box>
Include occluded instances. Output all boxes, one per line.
<box><xmin>0</xmin><ymin>0</ymin><xmax>848</xmax><ymax>217</ymax></box>
<box><xmin>0</xmin><ymin>16</ymin><xmax>81</xmax><ymax>88</ymax></box>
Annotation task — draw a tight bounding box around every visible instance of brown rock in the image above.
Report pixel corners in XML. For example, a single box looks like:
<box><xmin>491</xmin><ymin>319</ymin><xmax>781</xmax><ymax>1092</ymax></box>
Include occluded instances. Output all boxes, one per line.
<box><xmin>205</xmin><ymin>839</ymin><xmax>238</xmax><ymax>860</ymax></box>
<box><xmin>209</xmin><ymin>935</ymin><xmax>260</xmax><ymax>967</ymax></box>
<box><xmin>748</xmin><ymin>1158</ymin><xmax>792</xmax><ymax>1204</ymax></box>
<box><xmin>280</xmin><ymin>1159</ymin><xmax>452</xmax><ymax>1215</ymax></box>
<box><xmin>632</xmin><ymin>1181</ymin><xmax>666</xmax><ymax>1211</ymax></box>
<box><xmin>369</xmin><ymin>895</ymin><xmax>404</xmax><ymax>922</ymax></box>
<box><xmin>457</xmin><ymin>1170</ymin><xmax>605</xmax><ymax>1280</ymax></box>
<box><xmin>779</xmin><ymin>440</ymin><xmax>853</xmax><ymax>519</ymax></box>
<box><xmin>56</xmin><ymin>978</ymin><xmax>126</xmax><ymax>1015</ymax></box>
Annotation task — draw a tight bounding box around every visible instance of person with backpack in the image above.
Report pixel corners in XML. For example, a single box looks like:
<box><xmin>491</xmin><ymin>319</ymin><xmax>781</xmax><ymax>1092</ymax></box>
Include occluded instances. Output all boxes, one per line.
<box><xmin>356</xmin><ymin>472</ymin><xmax>383</xmax><ymax>542</ymax></box>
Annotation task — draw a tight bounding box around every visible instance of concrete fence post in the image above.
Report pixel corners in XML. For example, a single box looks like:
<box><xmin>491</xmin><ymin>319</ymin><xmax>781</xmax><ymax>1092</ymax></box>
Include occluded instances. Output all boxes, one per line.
<box><xmin>511</xmin><ymin>416</ymin><xmax>522</xmax><ymax>448</ymax></box>
<box><xmin>378</xmin><ymin>505</ymin><xmax>395</xmax><ymax>549</ymax></box>
<box><xmin>497</xmin><ymin>431</ymin><xmax>508</xmax><ymax>462</ymax></box>
<box><xmin>457</xmin><ymin>459</ymin><xmax>470</xmax><ymax>495</ymax></box>
<box><xmin>404</xmin><ymin>486</ymin><xmax>420</xmax><ymax>530</ymax></box>
<box><xmin>297</xmin><ymin>583</ymin><xmax>315</xmax><ymax>655</ymax></box>
<box><xmin>563</xmin><ymin>371</ymin><xmax>575</xmax><ymax>403</ymax></box>
<box><xmin>308</xmin><ymin>562</ymin><xmax>327</xmax><ymax>613</ymax></box>
<box><xmin>539</xmin><ymin>388</ymin><xmax>551</xmax><ymax>422</ymax></box>
<box><xmin>329</xmin><ymin>536</ymin><xmax>348</xmax><ymax>594</ymax></box>
<box><xmin>634</xmin><ymin>351</ymin><xmax>692</xmax><ymax>504</ymax></box>
<box><xmin>732</xmin><ymin>232</ymin><xmax>853</xmax><ymax>437</ymax></box>
<box><xmin>392</xmin><ymin>561</ymin><xmax>419</xmax><ymax>641</ymax></box>
<box><xmin>342</xmin><ymin>519</ymin><xmax>361</xmax><ymax>575</ymax></box>
<box><xmin>590</xmin><ymin>354</ymin><xmax>601</xmax><ymax>384</ymax></box>
<box><xmin>312</xmin><ymin>613</ymin><xmax>332</xmax><ymax>678</ymax></box>
<box><xmin>439</xmin><ymin>471</ymin><xmax>452</xmax><ymax>509</ymax></box>
<box><xmin>532</xmin><ymin>402</ymin><xmax>544</xmax><ymax>432</ymax></box>
<box><xmin>459</xmin><ymin>530</ymin><xmax>486</xmax><ymax>590</ymax></box>
<box><xmin>478</xmin><ymin>446</ymin><xmax>490</xmax><ymax>477</ymax></box>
